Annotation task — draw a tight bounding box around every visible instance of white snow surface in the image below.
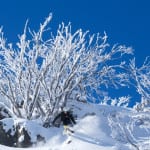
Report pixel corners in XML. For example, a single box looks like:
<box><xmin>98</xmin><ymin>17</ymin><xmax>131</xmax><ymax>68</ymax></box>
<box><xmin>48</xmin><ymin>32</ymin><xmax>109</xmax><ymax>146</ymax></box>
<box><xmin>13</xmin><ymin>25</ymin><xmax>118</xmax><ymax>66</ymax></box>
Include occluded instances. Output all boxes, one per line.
<box><xmin>0</xmin><ymin>102</ymin><xmax>149</xmax><ymax>150</ymax></box>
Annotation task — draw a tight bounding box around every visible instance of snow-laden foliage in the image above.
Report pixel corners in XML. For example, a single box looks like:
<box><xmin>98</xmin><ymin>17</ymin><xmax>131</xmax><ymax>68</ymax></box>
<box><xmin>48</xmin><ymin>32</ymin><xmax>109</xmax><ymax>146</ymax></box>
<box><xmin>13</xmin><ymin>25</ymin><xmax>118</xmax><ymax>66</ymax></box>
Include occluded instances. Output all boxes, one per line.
<box><xmin>0</xmin><ymin>14</ymin><xmax>136</xmax><ymax>124</ymax></box>
<box><xmin>101</xmin><ymin>96</ymin><xmax>131</xmax><ymax>107</ymax></box>
<box><xmin>125</xmin><ymin>58</ymin><xmax>150</xmax><ymax>111</ymax></box>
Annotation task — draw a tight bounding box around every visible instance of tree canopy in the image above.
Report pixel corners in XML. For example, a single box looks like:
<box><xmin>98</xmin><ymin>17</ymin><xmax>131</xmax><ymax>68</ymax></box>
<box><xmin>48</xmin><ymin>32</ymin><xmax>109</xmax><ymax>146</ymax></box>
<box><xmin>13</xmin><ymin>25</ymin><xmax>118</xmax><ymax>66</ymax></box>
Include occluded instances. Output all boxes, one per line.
<box><xmin>0</xmin><ymin>14</ymin><xmax>149</xmax><ymax>124</ymax></box>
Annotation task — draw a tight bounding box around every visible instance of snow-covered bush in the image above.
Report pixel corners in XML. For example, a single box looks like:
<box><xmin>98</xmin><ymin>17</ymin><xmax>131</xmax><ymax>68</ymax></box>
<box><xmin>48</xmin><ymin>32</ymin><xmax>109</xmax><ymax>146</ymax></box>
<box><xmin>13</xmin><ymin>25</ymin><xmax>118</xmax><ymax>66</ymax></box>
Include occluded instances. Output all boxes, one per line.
<box><xmin>126</xmin><ymin>58</ymin><xmax>150</xmax><ymax>111</ymax></box>
<box><xmin>0</xmin><ymin>14</ymin><xmax>134</xmax><ymax>124</ymax></box>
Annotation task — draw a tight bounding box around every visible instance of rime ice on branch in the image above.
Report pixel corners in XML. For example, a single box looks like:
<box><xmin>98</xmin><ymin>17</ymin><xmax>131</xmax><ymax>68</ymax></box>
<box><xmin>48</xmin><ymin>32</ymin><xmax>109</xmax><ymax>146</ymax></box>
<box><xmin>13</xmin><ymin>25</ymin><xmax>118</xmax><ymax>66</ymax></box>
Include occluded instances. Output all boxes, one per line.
<box><xmin>1</xmin><ymin>14</ymin><xmax>146</xmax><ymax>124</ymax></box>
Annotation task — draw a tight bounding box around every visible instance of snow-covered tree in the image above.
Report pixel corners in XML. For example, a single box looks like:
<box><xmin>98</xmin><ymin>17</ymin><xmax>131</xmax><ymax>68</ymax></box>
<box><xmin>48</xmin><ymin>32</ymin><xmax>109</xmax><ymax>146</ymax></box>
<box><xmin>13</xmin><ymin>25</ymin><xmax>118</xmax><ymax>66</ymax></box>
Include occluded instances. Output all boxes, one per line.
<box><xmin>0</xmin><ymin>14</ymin><xmax>133</xmax><ymax>124</ymax></box>
<box><xmin>127</xmin><ymin>58</ymin><xmax>150</xmax><ymax>111</ymax></box>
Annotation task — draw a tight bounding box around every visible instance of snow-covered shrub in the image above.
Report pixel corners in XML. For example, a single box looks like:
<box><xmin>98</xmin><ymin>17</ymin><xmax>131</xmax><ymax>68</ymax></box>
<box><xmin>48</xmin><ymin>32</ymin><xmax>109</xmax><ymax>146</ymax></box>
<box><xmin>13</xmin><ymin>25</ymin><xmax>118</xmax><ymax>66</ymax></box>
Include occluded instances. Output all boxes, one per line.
<box><xmin>126</xmin><ymin>58</ymin><xmax>150</xmax><ymax>111</ymax></box>
<box><xmin>0</xmin><ymin>14</ymin><xmax>133</xmax><ymax>124</ymax></box>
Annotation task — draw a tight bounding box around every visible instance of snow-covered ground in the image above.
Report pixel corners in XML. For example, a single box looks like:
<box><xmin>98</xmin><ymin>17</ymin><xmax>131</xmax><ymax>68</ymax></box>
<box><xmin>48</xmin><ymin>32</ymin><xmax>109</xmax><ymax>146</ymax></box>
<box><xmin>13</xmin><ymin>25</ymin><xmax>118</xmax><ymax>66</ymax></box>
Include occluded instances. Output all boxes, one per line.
<box><xmin>0</xmin><ymin>103</ymin><xmax>150</xmax><ymax>150</ymax></box>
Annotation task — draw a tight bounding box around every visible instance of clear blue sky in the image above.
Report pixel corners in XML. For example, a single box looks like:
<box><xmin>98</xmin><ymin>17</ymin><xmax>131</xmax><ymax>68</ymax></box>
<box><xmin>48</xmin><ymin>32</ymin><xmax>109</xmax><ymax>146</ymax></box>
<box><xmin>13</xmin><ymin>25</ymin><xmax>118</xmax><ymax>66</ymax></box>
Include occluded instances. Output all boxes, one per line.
<box><xmin>0</xmin><ymin>0</ymin><xmax>150</xmax><ymax>106</ymax></box>
<box><xmin>0</xmin><ymin>0</ymin><xmax>149</xmax><ymax>64</ymax></box>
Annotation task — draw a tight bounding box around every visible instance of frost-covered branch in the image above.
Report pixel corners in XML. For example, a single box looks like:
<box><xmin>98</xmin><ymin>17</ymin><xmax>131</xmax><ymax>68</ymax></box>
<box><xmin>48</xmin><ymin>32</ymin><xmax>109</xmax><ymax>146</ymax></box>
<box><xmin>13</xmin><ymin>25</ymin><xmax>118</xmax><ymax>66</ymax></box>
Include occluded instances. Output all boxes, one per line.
<box><xmin>0</xmin><ymin>14</ymin><xmax>134</xmax><ymax>123</ymax></box>
<box><xmin>125</xmin><ymin>58</ymin><xmax>150</xmax><ymax>111</ymax></box>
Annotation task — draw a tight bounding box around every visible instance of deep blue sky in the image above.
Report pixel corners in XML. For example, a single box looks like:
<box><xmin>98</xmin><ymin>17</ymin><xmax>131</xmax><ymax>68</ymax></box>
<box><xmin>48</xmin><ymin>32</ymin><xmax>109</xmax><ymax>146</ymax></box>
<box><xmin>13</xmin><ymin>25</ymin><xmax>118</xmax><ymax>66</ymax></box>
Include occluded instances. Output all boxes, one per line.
<box><xmin>0</xmin><ymin>0</ymin><xmax>149</xmax><ymax>64</ymax></box>
<box><xmin>0</xmin><ymin>0</ymin><xmax>150</xmax><ymax>106</ymax></box>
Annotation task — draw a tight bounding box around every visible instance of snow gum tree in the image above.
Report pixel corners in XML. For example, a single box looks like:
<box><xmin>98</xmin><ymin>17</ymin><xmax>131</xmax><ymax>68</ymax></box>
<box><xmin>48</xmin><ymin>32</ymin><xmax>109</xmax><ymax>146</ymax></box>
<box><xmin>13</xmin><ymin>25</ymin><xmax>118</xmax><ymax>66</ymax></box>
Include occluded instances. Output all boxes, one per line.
<box><xmin>0</xmin><ymin>14</ymin><xmax>133</xmax><ymax>124</ymax></box>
